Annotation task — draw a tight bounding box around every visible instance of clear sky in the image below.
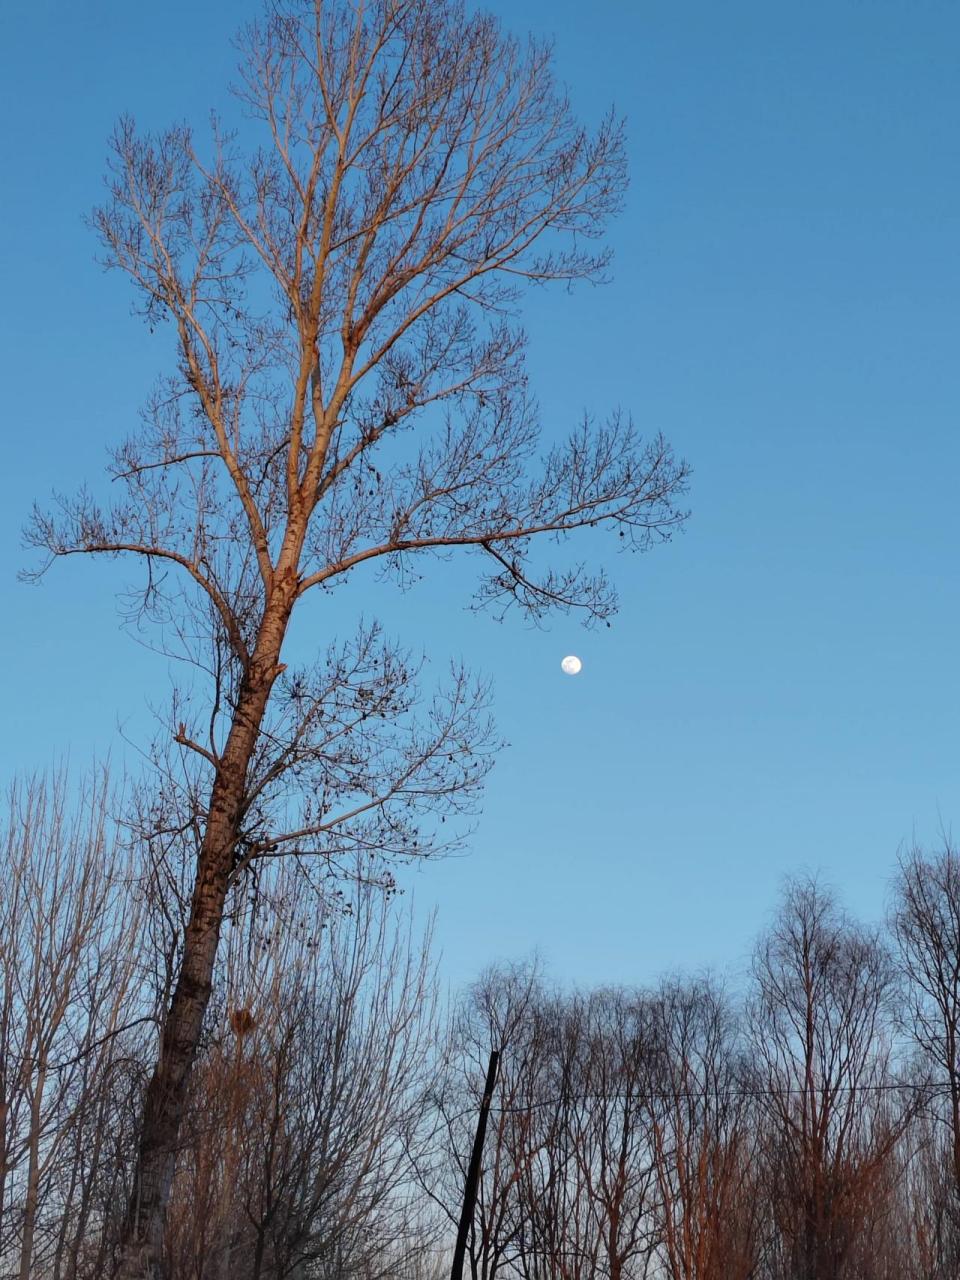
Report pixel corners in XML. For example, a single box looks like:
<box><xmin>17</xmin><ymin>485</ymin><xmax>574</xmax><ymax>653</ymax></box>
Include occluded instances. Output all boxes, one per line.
<box><xmin>2</xmin><ymin>0</ymin><xmax>958</xmax><ymax>992</ymax></box>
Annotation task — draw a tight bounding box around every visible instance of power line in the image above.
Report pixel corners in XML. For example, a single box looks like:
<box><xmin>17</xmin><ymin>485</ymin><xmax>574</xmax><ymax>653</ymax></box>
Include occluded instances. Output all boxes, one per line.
<box><xmin>435</xmin><ymin>1077</ymin><xmax>956</xmax><ymax>1126</ymax></box>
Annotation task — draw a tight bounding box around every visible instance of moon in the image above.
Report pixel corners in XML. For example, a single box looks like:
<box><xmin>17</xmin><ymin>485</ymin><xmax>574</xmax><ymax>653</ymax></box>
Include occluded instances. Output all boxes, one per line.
<box><xmin>561</xmin><ymin>655</ymin><xmax>583</xmax><ymax>676</ymax></box>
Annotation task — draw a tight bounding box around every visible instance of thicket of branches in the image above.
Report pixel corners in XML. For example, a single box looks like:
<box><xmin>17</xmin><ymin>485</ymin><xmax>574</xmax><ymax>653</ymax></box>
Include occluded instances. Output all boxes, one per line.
<box><xmin>5</xmin><ymin>773</ymin><xmax>960</xmax><ymax>1280</ymax></box>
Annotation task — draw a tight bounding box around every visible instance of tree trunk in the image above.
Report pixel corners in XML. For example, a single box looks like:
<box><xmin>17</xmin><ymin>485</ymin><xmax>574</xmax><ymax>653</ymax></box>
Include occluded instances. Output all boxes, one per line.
<box><xmin>18</xmin><ymin>1060</ymin><xmax>46</xmax><ymax>1280</ymax></box>
<box><xmin>117</xmin><ymin>597</ymin><xmax>293</xmax><ymax>1279</ymax></box>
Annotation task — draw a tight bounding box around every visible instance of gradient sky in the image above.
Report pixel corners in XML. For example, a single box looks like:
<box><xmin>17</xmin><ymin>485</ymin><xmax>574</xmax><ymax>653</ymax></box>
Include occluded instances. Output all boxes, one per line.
<box><xmin>1</xmin><ymin>0</ymin><xmax>958</xmax><ymax>992</ymax></box>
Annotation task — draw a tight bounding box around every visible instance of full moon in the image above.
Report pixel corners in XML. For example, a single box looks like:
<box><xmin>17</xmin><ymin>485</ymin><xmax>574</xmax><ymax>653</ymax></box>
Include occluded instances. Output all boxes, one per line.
<box><xmin>561</xmin><ymin>655</ymin><xmax>583</xmax><ymax>676</ymax></box>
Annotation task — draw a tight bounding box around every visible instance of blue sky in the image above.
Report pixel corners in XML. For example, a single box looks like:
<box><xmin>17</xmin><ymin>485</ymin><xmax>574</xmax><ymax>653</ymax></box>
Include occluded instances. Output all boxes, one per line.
<box><xmin>1</xmin><ymin>0</ymin><xmax>958</xmax><ymax>991</ymax></box>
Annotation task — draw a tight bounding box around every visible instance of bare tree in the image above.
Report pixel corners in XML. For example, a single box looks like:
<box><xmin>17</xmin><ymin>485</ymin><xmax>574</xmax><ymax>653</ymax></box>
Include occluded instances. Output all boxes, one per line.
<box><xmin>0</xmin><ymin>772</ymin><xmax>146</xmax><ymax>1280</ymax></box>
<box><xmin>23</xmin><ymin>2</ymin><xmax>688</xmax><ymax>1270</ymax></box>
<box><xmin>747</xmin><ymin>878</ymin><xmax>909</xmax><ymax>1280</ymax></box>
<box><xmin>575</xmin><ymin>991</ymin><xmax>661</xmax><ymax>1280</ymax></box>
<box><xmin>647</xmin><ymin>977</ymin><xmax>759</xmax><ymax>1280</ymax></box>
<box><xmin>432</xmin><ymin>960</ymin><xmax>554</xmax><ymax>1280</ymax></box>
<box><xmin>512</xmin><ymin>993</ymin><xmax>600</xmax><ymax>1280</ymax></box>
<box><xmin>893</xmin><ymin>845</ymin><xmax>960</xmax><ymax>1197</ymax></box>
<box><xmin>519</xmin><ymin>989</ymin><xmax>660</xmax><ymax>1280</ymax></box>
<box><xmin>161</xmin><ymin>867</ymin><xmax>438</xmax><ymax>1280</ymax></box>
<box><xmin>437</xmin><ymin>975</ymin><xmax>663</xmax><ymax>1280</ymax></box>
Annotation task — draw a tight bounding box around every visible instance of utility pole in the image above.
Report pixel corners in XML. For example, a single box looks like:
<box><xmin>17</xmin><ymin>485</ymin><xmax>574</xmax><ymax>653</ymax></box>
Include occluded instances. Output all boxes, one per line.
<box><xmin>450</xmin><ymin>1048</ymin><xmax>500</xmax><ymax>1280</ymax></box>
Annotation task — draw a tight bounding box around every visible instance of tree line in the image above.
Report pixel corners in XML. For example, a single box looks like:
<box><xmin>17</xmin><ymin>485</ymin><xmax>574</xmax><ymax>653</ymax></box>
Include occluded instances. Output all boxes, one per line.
<box><xmin>4</xmin><ymin>772</ymin><xmax>960</xmax><ymax>1280</ymax></box>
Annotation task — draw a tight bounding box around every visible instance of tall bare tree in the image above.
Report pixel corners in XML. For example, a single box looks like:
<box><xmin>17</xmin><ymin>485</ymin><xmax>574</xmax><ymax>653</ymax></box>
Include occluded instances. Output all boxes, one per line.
<box><xmin>23</xmin><ymin>1</ymin><xmax>689</xmax><ymax>1271</ymax></box>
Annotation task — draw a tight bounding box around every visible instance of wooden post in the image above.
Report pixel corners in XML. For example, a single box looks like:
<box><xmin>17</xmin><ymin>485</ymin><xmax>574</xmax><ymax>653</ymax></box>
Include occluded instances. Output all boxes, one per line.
<box><xmin>450</xmin><ymin>1048</ymin><xmax>500</xmax><ymax>1280</ymax></box>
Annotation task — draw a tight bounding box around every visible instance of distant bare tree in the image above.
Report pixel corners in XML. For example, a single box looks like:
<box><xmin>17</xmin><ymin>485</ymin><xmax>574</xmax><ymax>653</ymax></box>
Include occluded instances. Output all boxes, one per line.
<box><xmin>512</xmin><ymin>993</ymin><xmax>599</xmax><ymax>1280</ymax></box>
<box><xmin>893</xmin><ymin>845</ymin><xmax>960</xmax><ymax>1197</ymax></box>
<box><xmin>580</xmin><ymin>991</ymin><xmax>662</xmax><ymax>1280</ymax></box>
<box><xmin>23</xmin><ymin>2</ymin><xmax>688</xmax><ymax>1270</ymax></box>
<box><xmin>437</xmin><ymin>977</ymin><xmax>663</xmax><ymax>1280</ymax></box>
<box><xmin>0</xmin><ymin>773</ymin><xmax>146</xmax><ymax>1280</ymax></box>
<box><xmin>432</xmin><ymin>960</ymin><xmax>554</xmax><ymax>1280</ymax></box>
<box><xmin>523</xmin><ymin>989</ymin><xmax>660</xmax><ymax>1280</ymax></box>
<box><xmin>747</xmin><ymin>878</ymin><xmax>909</xmax><ymax>1280</ymax></box>
<box><xmin>647</xmin><ymin>977</ymin><xmax>759</xmax><ymax>1280</ymax></box>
